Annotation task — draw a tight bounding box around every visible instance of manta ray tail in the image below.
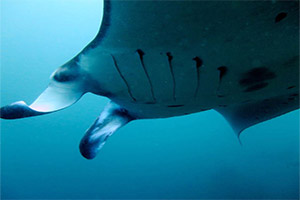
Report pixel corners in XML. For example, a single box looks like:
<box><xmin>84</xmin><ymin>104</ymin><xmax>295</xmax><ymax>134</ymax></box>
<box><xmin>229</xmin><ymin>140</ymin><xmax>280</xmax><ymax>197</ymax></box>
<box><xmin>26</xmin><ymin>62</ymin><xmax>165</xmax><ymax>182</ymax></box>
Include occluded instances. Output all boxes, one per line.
<box><xmin>0</xmin><ymin>81</ymin><xmax>85</xmax><ymax>119</ymax></box>
<box><xmin>80</xmin><ymin>102</ymin><xmax>134</xmax><ymax>159</ymax></box>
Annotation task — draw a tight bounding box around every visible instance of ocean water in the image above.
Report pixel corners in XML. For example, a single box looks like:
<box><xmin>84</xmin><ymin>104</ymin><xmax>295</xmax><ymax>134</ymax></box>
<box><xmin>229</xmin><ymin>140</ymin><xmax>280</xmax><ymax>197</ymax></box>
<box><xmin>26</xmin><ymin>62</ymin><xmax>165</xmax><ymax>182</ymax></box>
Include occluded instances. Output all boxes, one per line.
<box><xmin>0</xmin><ymin>0</ymin><xmax>299</xmax><ymax>199</ymax></box>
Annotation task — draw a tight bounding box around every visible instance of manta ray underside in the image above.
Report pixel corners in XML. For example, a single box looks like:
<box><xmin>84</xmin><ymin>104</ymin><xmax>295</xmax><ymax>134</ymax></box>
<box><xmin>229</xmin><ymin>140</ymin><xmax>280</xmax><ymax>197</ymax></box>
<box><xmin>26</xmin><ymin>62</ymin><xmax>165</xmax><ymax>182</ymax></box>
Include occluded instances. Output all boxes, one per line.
<box><xmin>1</xmin><ymin>1</ymin><xmax>299</xmax><ymax>159</ymax></box>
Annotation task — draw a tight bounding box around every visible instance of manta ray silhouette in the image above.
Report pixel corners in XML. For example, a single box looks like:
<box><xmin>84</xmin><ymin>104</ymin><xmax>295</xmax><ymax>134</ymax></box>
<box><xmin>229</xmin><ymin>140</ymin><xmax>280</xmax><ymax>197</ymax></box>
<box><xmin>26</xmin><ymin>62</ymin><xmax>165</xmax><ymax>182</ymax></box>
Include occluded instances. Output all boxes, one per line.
<box><xmin>1</xmin><ymin>1</ymin><xmax>299</xmax><ymax>159</ymax></box>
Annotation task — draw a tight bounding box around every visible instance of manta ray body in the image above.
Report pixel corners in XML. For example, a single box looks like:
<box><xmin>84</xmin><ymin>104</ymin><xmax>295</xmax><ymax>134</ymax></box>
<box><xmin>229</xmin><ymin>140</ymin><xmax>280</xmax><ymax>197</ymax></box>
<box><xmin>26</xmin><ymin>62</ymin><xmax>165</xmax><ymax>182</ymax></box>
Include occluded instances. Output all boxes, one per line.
<box><xmin>1</xmin><ymin>1</ymin><xmax>299</xmax><ymax>159</ymax></box>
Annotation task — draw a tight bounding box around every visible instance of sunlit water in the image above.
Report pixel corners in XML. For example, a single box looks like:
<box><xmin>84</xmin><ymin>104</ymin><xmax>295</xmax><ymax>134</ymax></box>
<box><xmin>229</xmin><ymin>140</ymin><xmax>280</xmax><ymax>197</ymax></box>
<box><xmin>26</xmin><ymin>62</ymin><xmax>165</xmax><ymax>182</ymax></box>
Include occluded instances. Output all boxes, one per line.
<box><xmin>1</xmin><ymin>1</ymin><xmax>299</xmax><ymax>199</ymax></box>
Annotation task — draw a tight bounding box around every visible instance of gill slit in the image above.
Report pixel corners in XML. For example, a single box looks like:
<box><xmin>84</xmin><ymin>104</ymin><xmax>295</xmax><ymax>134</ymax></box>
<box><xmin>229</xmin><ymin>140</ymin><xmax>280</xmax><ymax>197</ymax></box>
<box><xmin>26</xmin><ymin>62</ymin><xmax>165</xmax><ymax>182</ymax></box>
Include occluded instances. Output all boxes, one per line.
<box><xmin>136</xmin><ymin>49</ymin><xmax>156</xmax><ymax>102</ymax></box>
<box><xmin>166</xmin><ymin>52</ymin><xmax>176</xmax><ymax>101</ymax></box>
<box><xmin>111</xmin><ymin>54</ymin><xmax>136</xmax><ymax>102</ymax></box>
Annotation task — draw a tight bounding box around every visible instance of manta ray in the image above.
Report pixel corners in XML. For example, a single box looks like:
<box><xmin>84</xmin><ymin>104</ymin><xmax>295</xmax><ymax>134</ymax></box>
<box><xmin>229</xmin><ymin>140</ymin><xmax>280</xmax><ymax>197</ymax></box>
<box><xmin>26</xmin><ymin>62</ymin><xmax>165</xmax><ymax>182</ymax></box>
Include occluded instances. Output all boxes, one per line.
<box><xmin>1</xmin><ymin>1</ymin><xmax>299</xmax><ymax>159</ymax></box>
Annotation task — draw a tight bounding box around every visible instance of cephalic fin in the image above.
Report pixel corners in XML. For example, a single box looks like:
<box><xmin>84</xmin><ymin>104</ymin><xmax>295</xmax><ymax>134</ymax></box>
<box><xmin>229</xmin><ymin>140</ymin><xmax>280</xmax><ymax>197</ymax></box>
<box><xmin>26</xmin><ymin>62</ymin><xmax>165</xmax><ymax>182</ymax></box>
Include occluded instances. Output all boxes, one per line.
<box><xmin>79</xmin><ymin>101</ymin><xmax>134</xmax><ymax>159</ymax></box>
<box><xmin>0</xmin><ymin>81</ymin><xmax>85</xmax><ymax>119</ymax></box>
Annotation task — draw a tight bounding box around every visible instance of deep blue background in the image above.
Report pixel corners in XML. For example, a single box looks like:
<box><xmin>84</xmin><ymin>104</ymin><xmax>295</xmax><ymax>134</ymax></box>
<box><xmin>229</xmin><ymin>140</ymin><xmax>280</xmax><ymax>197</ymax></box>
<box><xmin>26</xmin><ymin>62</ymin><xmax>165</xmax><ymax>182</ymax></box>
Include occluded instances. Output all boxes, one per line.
<box><xmin>1</xmin><ymin>1</ymin><xmax>299</xmax><ymax>199</ymax></box>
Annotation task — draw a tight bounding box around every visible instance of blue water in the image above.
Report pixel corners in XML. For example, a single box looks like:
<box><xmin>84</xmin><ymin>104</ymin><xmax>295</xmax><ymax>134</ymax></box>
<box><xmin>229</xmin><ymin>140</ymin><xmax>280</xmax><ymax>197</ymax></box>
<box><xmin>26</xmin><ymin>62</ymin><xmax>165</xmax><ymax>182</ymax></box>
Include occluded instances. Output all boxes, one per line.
<box><xmin>1</xmin><ymin>1</ymin><xmax>299</xmax><ymax>199</ymax></box>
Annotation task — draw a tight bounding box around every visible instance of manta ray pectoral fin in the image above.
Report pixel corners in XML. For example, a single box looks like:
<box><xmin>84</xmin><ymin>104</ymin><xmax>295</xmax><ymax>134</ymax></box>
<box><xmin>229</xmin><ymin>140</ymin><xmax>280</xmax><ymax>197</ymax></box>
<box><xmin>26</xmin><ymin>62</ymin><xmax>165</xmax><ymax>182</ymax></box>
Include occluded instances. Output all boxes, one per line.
<box><xmin>79</xmin><ymin>101</ymin><xmax>134</xmax><ymax>159</ymax></box>
<box><xmin>215</xmin><ymin>94</ymin><xmax>299</xmax><ymax>137</ymax></box>
<box><xmin>0</xmin><ymin>81</ymin><xmax>85</xmax><ymax>119</ymax></box>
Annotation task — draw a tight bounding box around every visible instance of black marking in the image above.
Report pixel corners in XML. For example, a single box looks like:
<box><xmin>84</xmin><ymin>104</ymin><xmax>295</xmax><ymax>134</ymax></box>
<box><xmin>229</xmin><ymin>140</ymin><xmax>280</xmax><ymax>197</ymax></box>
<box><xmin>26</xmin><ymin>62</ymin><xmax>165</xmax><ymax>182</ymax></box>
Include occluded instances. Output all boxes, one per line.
<box><xmin>137</xmin><ymin>49</ymin><xmax>145</xmax><ymax>56</ymax></box>
<box><xmin>290</xmin><ymin>93</ymin><xmax>299</xmax><ymax>97</ymax></box>
<box><xmin>244</xmin><ymin>82</ymin><xmax>268</xmax><ymax>92</ymax></box>
<box><xmin>193</xmin><ymin>57</ymin><xmax>203</xmax><ymax>97</ymax></box>
<box><xmin>217</xmin><ymin>66</ymin><xmax>228</xmax><ymax>93</ymax></box>
<box><xmin>217</xmin><ymin>95</ymin><xmax>225</xmax><ymax>98</ymax></box>
<box><xmin>240</xmin><ymin>67</ymin><xmax>276</xmax><ymax>86</ymax></box>
<box><xmin>275</xmin><ymin>12</ymin><xmax>287</xmax><ymax>23</ymax></box>
<box><xmin>239</xmin><ymin>67</ymin><xmax>276</xmax><ymax>87</ymax></box>
<box><xmin>287</xmin><ymin>86</ymin><xmax>296</xmax><ymax>89</ymax></box>
<box><xmin>167</xmin><ymin>52</ymin><xmax>176</xmax><ymax>101</ymax></box>
<box><xmin>217</xmin><ymin>66</ymin><xmax>228</xmax><ymax>82</ymax></box>
<box><xmin>167</xmin><ymin>104</ymin><xmax>184</xmax><ymax>108</ymax></box>
<box><xmin>193</xmin><ymin>57</ymin><xmax>203</xmax><ymax>68</ymax></box>
<box><xmin>53</xmin><ymin>60</ymin><xmax>79</xmax><ymax>82</ymax></box>
<box><xmin>53</xmin><ymin>68</ymin><xmax>78</xmax><ymax>82</ymax></box>
<box><xmin>137</xmin><ymin>49</ymin><xmax>156</xmax><ymax>102</ymax></box>
<box><xmin>111</xmin><ymin>55</ymin><xmax>136</xmax><ymax>102</ymax></box>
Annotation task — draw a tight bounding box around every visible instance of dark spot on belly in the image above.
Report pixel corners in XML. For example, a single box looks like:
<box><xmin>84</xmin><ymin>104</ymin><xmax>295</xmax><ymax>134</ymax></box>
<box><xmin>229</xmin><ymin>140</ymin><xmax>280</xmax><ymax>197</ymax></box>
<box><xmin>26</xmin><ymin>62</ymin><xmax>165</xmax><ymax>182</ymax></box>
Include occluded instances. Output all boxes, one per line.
<box><xmin>244</xmin><ymin>82</ymin><xmax>269</xmax><ymax>92</ymax></box>
<box><xmin>167</xmin><ymin>105</ymin><xmax>184</xmax><ymax>108</ymax></box>
<box><xmin>287</xmin><ymin>86</ymin><xmax>296</xmax><ymax>89</ymax></box>
<box><xmin>217</xmin><ymin>95</ymin><xmax>225</xmax><ymax>98</ymax></box>
<box><xmin>240</xmin><ymin>67</ymin><xmax>275</xmax><ymax>86</ymax></box>
<box><xmin>275</xmin><ymin>12</ymin><xmax>287</xmax><ymax>23</ymax></box>
<box><xmin>239</xmin><ymin>67</ymin><xmax>275</xmax><ymax>92</ymax></box>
